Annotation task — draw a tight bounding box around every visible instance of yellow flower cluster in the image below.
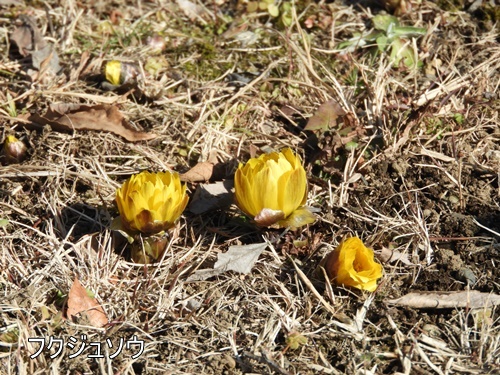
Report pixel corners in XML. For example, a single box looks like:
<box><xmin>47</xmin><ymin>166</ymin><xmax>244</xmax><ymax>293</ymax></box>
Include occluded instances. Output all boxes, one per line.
<box><xmin>325</xmin><ymin>237</ymin><xmax>383</xmax><ymax>292</ymax></box>
<box><xmin>115</xmin><ymin>149</ymin><xmax>315</xmax><ymax>238</ymax></box>
<box><xmin>114</xmin><ymin>151</ymin><xmax>384</xmax><ymax>288</ymax></box>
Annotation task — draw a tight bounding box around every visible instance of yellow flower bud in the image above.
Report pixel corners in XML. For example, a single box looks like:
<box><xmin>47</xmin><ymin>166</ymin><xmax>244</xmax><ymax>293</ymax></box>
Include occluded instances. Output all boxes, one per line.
<box><xmin>325</xmin><ymin>237</ymin><xmax>383</xmax><ymax>292</ymax></box>
<box><xmin>105</xmin><ymin>60</ymin><xmax>122</xmax><ymax>86</ymax></box>
<box><xmin>104</xmin><ymin>60</ymin><xmax>140</xmax><ymax>86</ymax></box>
<box><xmin>2</xmin><ymin>135</ymin><xmax>27</xmax><ymax>164</ymax></box>
<box><xmin>234</xmin><ymin>148</ymin><xmax>315</xmax><ymax>229</ymax></box>
<box><xmin>115</xmin><ymin>171</ymin><xmax>189</xmax><ymax>235</ymax></box>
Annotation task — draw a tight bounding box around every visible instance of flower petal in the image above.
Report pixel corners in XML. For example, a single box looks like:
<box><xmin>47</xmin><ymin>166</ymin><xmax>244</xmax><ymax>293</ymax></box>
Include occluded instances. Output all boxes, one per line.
<box><xmin>278</xmin><ymin>207</ymin><xmax>315</xmax><ymax>229</ymax></box>
<box><xmin>277</xmin><ymin>168</ymin><xmax>307</xmax><ymax>217</ymax></box>
<box><xmin>235</xmin><ymin>165</ymin><xmax>257</xmax><ymax>217</ymax></box>
<box><xmin>254</xmin><ymin>208</ymin><xmax>285</xmax><ymax>227</ymax></box>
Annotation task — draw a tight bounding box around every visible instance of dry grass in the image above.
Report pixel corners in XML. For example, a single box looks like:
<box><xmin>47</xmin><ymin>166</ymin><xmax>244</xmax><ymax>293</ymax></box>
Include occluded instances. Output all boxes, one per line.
<box><xmin>1</xmin><ymin>0</ymin><xmax>499</xmax><ymax>374</ymax></box>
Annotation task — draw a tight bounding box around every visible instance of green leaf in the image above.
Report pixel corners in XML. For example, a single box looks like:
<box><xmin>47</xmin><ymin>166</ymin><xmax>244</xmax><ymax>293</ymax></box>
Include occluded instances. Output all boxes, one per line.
<box><xmin>337</xmin><ymin>33</ymin><xmax>369</xmax><ymax>50</ymax></box>
<box><xmin>372</xmin><ymin>14</ymin><xmax>399</xmax><ymax>33</ymax></box>
<box><xmin>345</xmin><ymin>141</ymin><xmax>359</xmax><ymax>151</ymax></box>
<box><xmin>392</xmin><ymin>26</ymin><xmax>427</xmax><ymax>38</ymax></box>
<box><xmin>0</xmin><ymin>328</ymin><xmax>19</xmax><ymax>344</ymax></box>
<box><xmin>363</xmin><ymin>30</ymin><xmax>384</xmax><ymax>42</ymax></box>
<box><xmin>376</xmin><ymin>35</ymin><xmax>389</xmax><ymax>52</ymax></box>
<box><xmin>268</xmin><ymin>4</ymin><xmax>279</xmax><ymax>17</ymax></box>
<box><xmin>258</xmin><ymin>1</ymin><xmax>269</xmax><ymax>10</ymax></box>
<box><xmin>0</xmin><ymin>219</ymin><xmax>9</xmax><ymax>227</ymax></box>
<box><xmin>390</xmin><ymin>37</ymin><xmax>418</xmax><ymax>69</ymax></box>
<box><xmin>281</xmin><ymin>3</ymin><xmax>293</xmax><ymax>27</ymax></box>
<box><xmin>453</xmin><ymin>113</ymin><xmax>465</xmax><ymax>125</ymax></box>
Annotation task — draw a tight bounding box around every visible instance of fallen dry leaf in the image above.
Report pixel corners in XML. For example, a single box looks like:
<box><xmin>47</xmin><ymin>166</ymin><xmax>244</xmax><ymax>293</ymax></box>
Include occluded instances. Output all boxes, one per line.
<box><xmin>304</xmin><ymin>99</ymin><xmax>347</xmax><ymax>132</ymax></box>
<box><xmin>67</xmin><ymin>278</ymin><xmax>108</xmax><ymax>328</ymax></box>
<box><xmin>69</xmin><ymin>50</ymin><xmax>91</xmax><ymax>83</ymax></box>
<box><xmin>10</xmin><ymin>15</ymin><xmax>46</xmax><ymax>57</ymax></box>
<box><xmin>180</xmin><ymin>162</ymin><xmax>214</xmax><ymax>183</ymax></box>
<box><xmin>31</xmin><ymin>45</ymin><xmax>61</xmax><ymax>74</ymax></box>
<box><xmin>189</xmin><ymin>180</ymin><xmax>234</xmax><ymax>214</ymax></box>
<box><xmin>187</xmin><ymin>242</ymin><xmax>267</xmax><ymax>281</ymax></box>
<box><xmin>181</xmin><ymin>158</ymin><xmax>234</xmax><ymax>183</ymax></box>
<box><xmin>378</xmin><ymin>247</ymin><xmax>414</xmax><ymax>265</ymax></box>
<box><xmin>386</xmin><ymin>290</ymin><xmax>500</xmax><ymax>309</ymax></box>
<box><xmin>176</xmin><ymin>0</ymin><xmax>209</xmax><ymax>22</ymax></box>
<box><xmin>10</xmin><ymin>15</ymin><xmax>61</xmax><ymax>74</ymax></box>
<box><xmin>20</xmin><ymin>103</ymin><xmax>156</xmax><ymax>142</ymax></box>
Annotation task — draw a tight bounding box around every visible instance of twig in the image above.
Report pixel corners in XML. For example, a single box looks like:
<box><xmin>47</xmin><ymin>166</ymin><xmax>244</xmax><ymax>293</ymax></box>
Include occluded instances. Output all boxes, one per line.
<box><xmin>242</xmin><ymin>350</ymin><xmax>291</xmax><ymax>375</ymax></box>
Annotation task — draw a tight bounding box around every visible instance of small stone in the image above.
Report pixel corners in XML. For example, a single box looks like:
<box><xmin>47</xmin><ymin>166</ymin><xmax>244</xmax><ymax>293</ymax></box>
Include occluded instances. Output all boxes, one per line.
<box><xmin>223</xmin><ymin>354</ymin><xmax>236</xmax><ymax>369</ymax></box>
<box><xmin>456</xmin><ymin>267</ymin><xmax>477</xmax><ymax>286</ymax></box>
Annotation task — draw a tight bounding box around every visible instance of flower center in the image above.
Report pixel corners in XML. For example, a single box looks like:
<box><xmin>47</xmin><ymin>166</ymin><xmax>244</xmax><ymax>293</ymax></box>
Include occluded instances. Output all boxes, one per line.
<box><xmin>353</xmin><ymin>259</ymin><xmax>363</xmax><ymax>272</ymax></box>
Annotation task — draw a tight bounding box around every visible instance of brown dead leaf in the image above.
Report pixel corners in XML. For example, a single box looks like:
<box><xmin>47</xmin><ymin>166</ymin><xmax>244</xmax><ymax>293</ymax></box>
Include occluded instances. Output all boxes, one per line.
<box><xmin>109</xmin><ymin>9</ymin><xmax>123</xmax><ymax>25</ymax></box>
<box><xmin>10</xmin><ymin>15</ymin><xmax>61</xmax><ymax>75</ymax></box>
<box><xmin>378</xmin><ymin>247</ymin><xmax>414</xmax><ymax>265</ymax></box>
<box><xmin>67</xmin><ymin>278</ymin><xmax>108</xmax><ymax>328</ymax></box>
<box><xmin>10</xmin><ymin>15</ymin><xmax>46</xmax><ymax>57</ymax></box>
<box><xmin>180</xmin><ymin>162</ymin><xmax>214</xmax><ymax>183</ymax></box>
<box><xmin>386</xmin><ymin>290</ymin><xmax>500</xmax><ymax>309</ymax></box>
<box><xmin>19</xmin><ymin>103</ymin><xmax>156</xmax><ymax>142</ymax></box>
<box><xmin>278</xmin><ymin>104</ymin><xmax>301</xmax><ymax>117</ymax></box>
<box><xmin>69</xmin><ymin>50</ymin><xmax>91</xmax><ymax>83</ymax></box>
<box><xmin>304</xmin><ymin>99</ymin><xmax>347</xmax><ymax>132</ymax></box>
<box><xmin>180</xmin><ymin>157</ymin><xmax>234</xmax><ymax>183</ymax></box>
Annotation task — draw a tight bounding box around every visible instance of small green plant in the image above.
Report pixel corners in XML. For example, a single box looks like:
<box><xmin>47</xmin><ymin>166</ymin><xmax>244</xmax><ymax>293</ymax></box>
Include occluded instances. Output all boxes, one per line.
<box><xmin>247</xmin><ymin>1</ymin><xmax>293</xmax><ymax>27</ymax></box>
<box><xmin>339</xmin><ymin>14</ymin><xmax>426</xmax><ymax>69</ymax></box>
<box><xmin>285</xmin><ymin>332</ymin><xmax>308</xmax><ymax>350</ymax></box>
<box><xmin>453</xmin><ymin>113</ymin><xmax>465</xmax><ymax>125</ymax></box>
<box><xmin>424</xmin><ymin>117</ymin><xmax>448</xmax><ymax>139</ymax></box>
<box><xmin>5</xmin><ymin>93</ymin><xmax>17</xmax><ymax>117</ymax></box>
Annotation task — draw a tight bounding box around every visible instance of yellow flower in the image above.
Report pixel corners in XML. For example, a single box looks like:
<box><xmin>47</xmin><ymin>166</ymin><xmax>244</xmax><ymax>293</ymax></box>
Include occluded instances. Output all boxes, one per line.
<box><xmin>234</xmin><ymin>148</ymin><xmax>315</xmax><ymax>229</ymax></box>
<box><xmin>115</xmin><ymin>171</ymin><xmax>189</xmax><ymax>235</ymax></box>
<box><xmin>325</xmin><ymin>237</ymin><xmax>383</xmax><ymax>292</ymax></box>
